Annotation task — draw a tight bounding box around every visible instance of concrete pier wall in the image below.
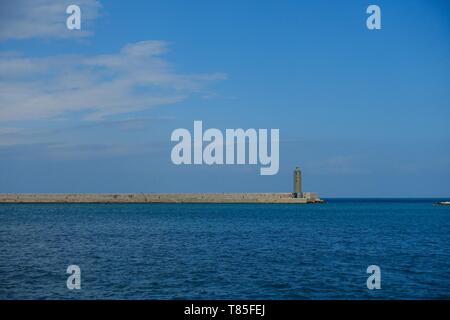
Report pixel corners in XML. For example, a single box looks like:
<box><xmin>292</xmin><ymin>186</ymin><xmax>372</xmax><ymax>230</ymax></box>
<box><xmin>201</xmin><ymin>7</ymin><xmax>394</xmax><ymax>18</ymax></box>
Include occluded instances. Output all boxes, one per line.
<box><xmin>0</xmin><ymin>193</ymin><xmax>321</xmax><ymax>204</ymax></box>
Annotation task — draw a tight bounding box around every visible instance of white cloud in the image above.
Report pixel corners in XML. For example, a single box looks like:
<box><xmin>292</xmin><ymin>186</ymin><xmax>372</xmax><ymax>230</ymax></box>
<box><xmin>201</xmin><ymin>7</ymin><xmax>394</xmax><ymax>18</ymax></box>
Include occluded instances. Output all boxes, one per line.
<box><xmin>0</xmin><ymin>41</ymin><xmax>226</xmax><ymax>122</ymax></box>
<box><xmin>0</xmin><ymin>0</ymin><xmax>101</xmax><ymax>40</ymax></box>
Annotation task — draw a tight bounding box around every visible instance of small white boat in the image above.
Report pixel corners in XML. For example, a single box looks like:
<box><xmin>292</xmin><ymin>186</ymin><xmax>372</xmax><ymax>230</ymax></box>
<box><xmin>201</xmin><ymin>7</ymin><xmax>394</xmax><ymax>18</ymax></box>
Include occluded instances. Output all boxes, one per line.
<box><xmin>434</xmin><ymin>201</ymin><xmax>450</xmax><ymax>206</ymax></box>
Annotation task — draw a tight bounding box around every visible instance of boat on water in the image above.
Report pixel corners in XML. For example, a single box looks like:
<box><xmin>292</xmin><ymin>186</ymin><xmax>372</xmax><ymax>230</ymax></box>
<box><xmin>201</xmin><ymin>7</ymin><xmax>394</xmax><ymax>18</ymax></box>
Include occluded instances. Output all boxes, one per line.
<box><xmin>434</xmin><ymin>201</ymin><xmax>450</xmax><ymax>206</ymax></box>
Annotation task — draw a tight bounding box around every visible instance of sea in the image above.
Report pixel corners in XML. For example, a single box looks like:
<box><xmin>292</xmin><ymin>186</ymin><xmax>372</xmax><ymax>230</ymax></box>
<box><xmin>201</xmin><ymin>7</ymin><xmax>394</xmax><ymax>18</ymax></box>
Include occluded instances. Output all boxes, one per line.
<box><xmin>0</xmin><ymin>199</ymin><xmax>449</xmax><ymax>299</ymax></box>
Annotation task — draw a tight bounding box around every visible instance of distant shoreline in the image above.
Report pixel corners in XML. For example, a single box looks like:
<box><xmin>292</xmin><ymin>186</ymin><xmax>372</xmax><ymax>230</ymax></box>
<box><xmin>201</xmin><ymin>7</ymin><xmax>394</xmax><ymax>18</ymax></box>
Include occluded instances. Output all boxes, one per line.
<box><xmin>0</xmin><ymin>193</ymin><xmax>323</xmax><ymax>204</ymax></box>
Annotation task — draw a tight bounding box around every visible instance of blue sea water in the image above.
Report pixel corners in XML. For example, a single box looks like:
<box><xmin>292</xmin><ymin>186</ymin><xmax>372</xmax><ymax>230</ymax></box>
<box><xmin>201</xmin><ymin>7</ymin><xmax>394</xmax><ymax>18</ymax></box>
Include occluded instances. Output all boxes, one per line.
<box><xmin>0</xmin><ymin>199</ymin><xmax>449</xmax><ymax>300</ymax></box>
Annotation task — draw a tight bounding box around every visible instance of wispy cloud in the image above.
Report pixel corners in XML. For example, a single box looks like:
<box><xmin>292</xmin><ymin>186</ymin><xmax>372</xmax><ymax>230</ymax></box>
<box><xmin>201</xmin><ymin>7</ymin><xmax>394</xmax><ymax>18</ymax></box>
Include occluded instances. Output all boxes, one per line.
<box><xmin>0</xmin><ymin>0</ymin><xmax>101</xmax><ymax>40</ymax></box>
<box><xmin>305</xmin><ymin>155</ymin><xmax>371</xmax><ymax>175</ymax></box>
<box><xmin>0</xmin><ymin>40</ymin><xmax>226</xmax><ymax>122</ymax></box>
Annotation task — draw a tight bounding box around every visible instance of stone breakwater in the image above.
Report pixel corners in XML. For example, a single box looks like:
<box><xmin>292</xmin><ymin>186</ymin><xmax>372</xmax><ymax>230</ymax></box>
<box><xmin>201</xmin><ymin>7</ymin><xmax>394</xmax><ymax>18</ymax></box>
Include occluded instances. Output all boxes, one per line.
<box><xmin>0</xmin><ymin>193</ymin><xmax>322</xmax><ymax>204</ymax></box>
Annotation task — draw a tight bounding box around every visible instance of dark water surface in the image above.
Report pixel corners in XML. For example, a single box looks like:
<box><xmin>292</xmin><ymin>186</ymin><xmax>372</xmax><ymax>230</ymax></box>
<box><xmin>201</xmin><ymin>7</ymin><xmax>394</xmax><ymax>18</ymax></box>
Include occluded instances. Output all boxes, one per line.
<box><xmin>0</xmin><ymin>199</ymin><xmax>449</xmax><ymax>299</ymax></box>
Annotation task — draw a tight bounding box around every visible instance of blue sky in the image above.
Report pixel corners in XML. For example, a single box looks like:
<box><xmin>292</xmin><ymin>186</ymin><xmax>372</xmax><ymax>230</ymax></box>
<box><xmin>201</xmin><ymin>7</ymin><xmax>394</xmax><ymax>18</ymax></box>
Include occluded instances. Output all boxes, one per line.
<box><xmin>0</xmin><ymin>0</ymin><xmax>449</xmax><ymax>197</ymax></box>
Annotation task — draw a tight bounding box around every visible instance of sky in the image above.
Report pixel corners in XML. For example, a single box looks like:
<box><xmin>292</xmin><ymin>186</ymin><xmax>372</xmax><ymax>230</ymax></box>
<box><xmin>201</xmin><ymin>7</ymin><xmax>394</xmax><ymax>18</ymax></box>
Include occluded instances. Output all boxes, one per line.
<box><xmin>0</xmin><ymin>0</ymin><xmax>449</xmax><ymax>197</ymax></box>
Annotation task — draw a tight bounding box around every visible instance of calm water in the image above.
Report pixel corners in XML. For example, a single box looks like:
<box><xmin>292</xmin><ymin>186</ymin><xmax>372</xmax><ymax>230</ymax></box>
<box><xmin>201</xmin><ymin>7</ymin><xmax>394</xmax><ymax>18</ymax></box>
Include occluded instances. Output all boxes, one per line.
<box><xmin>0</xmin><ymin>199</ymin><xmax>449</xmax><ymax>299</ymax></box>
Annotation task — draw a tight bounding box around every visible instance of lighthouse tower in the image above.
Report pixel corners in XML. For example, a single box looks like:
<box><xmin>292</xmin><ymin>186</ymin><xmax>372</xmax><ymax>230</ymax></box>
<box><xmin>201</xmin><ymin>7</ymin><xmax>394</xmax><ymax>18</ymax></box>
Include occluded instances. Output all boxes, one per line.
<box><xmin>293</xmin><ymin>167</ymin><xmax>302</xmax><ymax>198</ymax></box>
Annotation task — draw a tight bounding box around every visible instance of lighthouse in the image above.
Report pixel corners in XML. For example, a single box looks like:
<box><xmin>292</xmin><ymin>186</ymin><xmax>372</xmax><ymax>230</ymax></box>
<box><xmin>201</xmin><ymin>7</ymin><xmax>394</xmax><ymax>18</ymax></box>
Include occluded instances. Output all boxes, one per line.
<box><xmin>293</xmin><ymin>167</ymin><xmax>302</xmax><ymax>198</ymax></box>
